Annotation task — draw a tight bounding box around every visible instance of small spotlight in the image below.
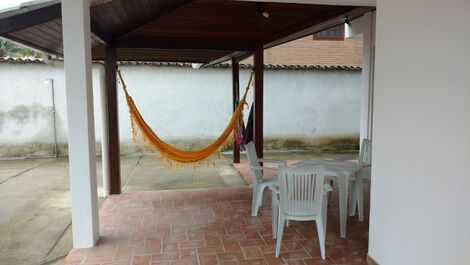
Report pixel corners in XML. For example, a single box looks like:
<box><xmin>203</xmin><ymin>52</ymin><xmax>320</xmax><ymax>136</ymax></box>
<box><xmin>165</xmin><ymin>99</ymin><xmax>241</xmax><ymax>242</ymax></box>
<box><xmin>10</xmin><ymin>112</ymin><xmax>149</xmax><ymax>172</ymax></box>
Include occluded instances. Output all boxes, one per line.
<box><xmin>256</xmin><ymin>3</ymin><xmax>269</xmax><ymax>19</ymax></box>
<box><xmin>343</xmin><ymin>16</ymin><xmax>351</xmax><ymax>25</ymax></box>
<box><xmin>191</xmin><ymin>63</ymin><xmax>203</xmax><ymax>69</ymax></box>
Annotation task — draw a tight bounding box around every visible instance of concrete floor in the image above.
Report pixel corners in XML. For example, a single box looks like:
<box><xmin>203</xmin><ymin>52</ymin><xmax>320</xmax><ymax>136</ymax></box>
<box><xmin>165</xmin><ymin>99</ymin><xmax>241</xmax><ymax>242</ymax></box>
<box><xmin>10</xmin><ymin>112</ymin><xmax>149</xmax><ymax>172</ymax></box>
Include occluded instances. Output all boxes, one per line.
<box><xmin>0</xmin><ymin>151</ymin><xmax>356</xmax><ymax>265</ymax></box>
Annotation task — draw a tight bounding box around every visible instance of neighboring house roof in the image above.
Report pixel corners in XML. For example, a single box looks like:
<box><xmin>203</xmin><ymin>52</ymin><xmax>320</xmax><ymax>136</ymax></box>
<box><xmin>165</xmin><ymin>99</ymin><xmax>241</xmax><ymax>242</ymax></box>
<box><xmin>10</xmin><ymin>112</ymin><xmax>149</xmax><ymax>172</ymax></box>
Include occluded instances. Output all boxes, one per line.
<box><xmin>0</xmin><ymin>57</ymin><xmax>43</xmax><ymax>63</ymax></box>
<box><xmin>0</xmin><ymin>34</ymin><xmax>364</xmax><ymax>68</ymax></box>
<box><xmin>0</xmin><ymin>57</ymin><xmax>361</xmax><ymax>70</ymax></box>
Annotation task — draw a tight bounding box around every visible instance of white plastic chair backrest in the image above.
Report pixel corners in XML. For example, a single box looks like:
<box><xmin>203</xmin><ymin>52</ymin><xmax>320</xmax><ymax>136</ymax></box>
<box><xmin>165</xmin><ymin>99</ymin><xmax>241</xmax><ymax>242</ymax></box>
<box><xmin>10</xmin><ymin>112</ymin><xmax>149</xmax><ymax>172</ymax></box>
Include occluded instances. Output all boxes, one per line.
<box><xmin>244</xmin><ymin>142</ymin><xmax>263</xmax><ymax>184</ymax></box>
<box><xmin>359</xmin><ymin>139</ymin><xmax>372</xmax><ymax>167</ymax></box>
<box><xmin>278</xmin><ymin>165</ymin><xmax>325</xmax><ymax>216</ymax></box>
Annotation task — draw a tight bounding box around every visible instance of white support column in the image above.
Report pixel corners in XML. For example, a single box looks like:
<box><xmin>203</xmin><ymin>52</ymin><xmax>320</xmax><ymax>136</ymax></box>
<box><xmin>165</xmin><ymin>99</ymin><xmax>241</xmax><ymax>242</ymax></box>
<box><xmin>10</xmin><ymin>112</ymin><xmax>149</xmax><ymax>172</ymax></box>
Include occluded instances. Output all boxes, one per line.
<box><xmin>346</xmin><ymin>11</ymin><xmax>376</xmax><ymax>143</ymax></box>
<box><xmin>99</xmin><ymin>66</ymin><xmax>110</xmax><ymax>198</ymax></box>
<box><xmin>61</xmin><ymin>0</ymin><xmax>99</xmax><ymax>248</ymax></box>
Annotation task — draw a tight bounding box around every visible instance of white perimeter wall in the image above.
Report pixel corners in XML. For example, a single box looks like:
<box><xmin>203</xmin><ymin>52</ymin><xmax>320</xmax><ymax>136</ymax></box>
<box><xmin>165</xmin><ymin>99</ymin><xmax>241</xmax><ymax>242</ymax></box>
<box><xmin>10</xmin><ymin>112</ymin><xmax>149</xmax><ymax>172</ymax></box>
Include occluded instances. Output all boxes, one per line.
<box><xmin>369</xmin><ymin>0</ymin><xmax>470</xmax><ymax>264</ymax></box>
<box><xmin>0</xmin><ymin>62</ymin><xmax>361</xmax><ymax>156</ymax></box>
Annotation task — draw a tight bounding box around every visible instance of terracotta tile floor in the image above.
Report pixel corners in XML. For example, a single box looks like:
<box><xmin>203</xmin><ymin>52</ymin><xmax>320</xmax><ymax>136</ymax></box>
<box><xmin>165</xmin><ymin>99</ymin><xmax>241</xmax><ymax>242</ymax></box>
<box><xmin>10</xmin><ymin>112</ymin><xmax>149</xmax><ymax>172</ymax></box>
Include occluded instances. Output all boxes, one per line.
<box><xmin>64</xmin><ymin>161</ymin><xmax>369</xmax><ymax>265</ymax></box>
<box><xmin>63</xmin><ymin>185</ymin><xmax>369</xmax><ymax>265</ymax></box>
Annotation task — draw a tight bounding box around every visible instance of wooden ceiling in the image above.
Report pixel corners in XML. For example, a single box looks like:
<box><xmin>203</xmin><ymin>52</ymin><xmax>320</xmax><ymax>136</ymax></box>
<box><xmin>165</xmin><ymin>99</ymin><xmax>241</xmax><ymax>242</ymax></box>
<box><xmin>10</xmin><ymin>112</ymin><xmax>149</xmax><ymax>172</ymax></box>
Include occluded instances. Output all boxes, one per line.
<box><xmin>0</xmin><ymin>0</ymin><xmax>373</xmax><ymax>64</ymax></box>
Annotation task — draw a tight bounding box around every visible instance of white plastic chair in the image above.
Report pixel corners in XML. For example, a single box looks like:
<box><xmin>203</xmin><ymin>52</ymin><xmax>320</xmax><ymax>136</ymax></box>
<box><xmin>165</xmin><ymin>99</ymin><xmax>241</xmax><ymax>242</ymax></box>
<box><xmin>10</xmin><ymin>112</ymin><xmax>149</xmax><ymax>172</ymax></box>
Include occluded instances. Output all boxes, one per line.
<box><xmin>274</xmin><ymin>165</ymin><xmax>332</xmax><ymax>259</ymax></box>
<box><xmin>245</xmin><ymin>142</ymin><xmax>287</xmax><ymax>216</ymax></box>
<box><xmin>349</xmin><ymin>139</ymin><xmax>372</xmax><ymax>221</ymax></box>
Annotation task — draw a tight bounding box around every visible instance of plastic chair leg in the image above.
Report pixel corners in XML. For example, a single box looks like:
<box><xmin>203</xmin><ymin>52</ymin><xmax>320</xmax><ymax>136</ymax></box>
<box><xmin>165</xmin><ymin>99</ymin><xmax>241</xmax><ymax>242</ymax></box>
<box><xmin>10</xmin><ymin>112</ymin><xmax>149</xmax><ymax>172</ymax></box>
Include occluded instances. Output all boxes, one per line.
<box><xmin>356</xmin><ymin>176</ymin><xmax>365</xmax><ymax>222</ymax></box>
<box><xmin>275</xmin><ymin>215</ymin><xmax>286</xmax><ymax>257</ymax></box>
<box><xmin>251</xmin><ymin>185</ymin><xmax>260</xmax><ymax>216</ymax></box>
<box><xmin>349</xmin><ymin>179</ymin><xmax>358</xmax><ymax>216</ymax></box>
<box><xmin>271</xmin><ymin>191</ymin><xmax>278</xmax><ymax>239</ymax></box>
<box><xmin>316</xmin><ymin>218</ymin><xmax>326</xmax><ymax>260</ymax></box>
<box><xmin>260</xmin><ymin>186</ymin><xmax>266</xmax><ymax>207</ymax></box>
<box><xmin>256</xmin><ymin>186</ymin><xmax>264</xmax><ymax>210</ymax></box>
<box><xmin>322</xmin><ymin>193</ymin><xmax>329</xmax><ymax>233</ymax></box>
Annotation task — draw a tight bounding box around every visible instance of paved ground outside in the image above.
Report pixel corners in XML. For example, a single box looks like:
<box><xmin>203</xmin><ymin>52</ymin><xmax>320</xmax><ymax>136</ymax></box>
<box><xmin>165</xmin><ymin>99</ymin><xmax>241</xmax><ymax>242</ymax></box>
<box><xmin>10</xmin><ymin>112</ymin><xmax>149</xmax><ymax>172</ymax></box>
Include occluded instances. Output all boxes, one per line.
<box><xmin>0</xmin><ymin>151</ymin><xmax>356</xmax><ymax>265</ymax></box>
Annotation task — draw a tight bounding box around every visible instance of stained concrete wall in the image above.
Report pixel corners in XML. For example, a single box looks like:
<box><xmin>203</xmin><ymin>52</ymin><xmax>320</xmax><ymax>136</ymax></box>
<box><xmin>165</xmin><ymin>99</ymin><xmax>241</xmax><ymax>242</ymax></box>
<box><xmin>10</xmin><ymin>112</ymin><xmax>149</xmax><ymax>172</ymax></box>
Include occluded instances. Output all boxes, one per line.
<box><xmin>0</xmin><ymin>61</ymin><xmax>361</xmax><ymax>157</ymax></box>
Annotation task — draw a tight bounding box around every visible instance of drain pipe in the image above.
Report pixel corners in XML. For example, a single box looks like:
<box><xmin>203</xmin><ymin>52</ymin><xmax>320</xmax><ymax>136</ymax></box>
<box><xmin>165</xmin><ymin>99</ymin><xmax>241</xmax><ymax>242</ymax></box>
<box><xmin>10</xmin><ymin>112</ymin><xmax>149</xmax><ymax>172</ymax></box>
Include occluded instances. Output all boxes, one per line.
<box><xmin>99</xmin><ymin>65</ymin><xmax>111</xmax><ymax>198</ymax></box>
<box><xmin>44</xmin><ymin>78</ymin><xmax>58</xmax><ymax>158</ymax></box>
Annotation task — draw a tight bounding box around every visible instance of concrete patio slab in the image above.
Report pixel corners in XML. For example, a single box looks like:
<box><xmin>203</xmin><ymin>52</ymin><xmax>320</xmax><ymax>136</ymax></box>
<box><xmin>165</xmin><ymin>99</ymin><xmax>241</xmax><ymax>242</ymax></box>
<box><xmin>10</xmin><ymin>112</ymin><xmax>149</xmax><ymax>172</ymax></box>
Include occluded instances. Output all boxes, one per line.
<box><xmin>0</xmin><ymin>150</ymin><xmax>357</xmax><ymax>265</ymax></box>
<box><xmin>0</xmin><ymin>155</ymin><xmax>247</xmax><ymax>265</ymax></box>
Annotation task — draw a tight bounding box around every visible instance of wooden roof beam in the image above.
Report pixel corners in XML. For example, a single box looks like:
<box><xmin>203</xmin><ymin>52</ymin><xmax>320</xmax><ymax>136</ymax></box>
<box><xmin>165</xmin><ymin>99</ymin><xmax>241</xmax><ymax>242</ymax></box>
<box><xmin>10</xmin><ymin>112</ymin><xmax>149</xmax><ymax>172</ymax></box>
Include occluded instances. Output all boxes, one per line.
<box><xmin>0</xmin><ymin>3</ymin><xmax>61</xmax><ymax>35</ymax></box>
<box><xmin>2</xmin><ymin>34</ymin><xmax>62</xmax><ymax>56</ymax></box>
<box><xmin>112</xmin><ymin>0</ymin><xmax>192</xmax><ymax>43</ymax></box>
<box><xmin>264</xmin><ymin>6</ymin><xmax>373</xmax><ymax>49</ymax></box>
<box><xmin>114</xmin><ymin>37</ymin><xmax>256</xmax><ymax>51</ymax></box>
<box><xmin>201</xmin><ymin>51</ymin><xmax>253</xmax><ymax>68</ymax></box>
<box><xmin>90</xmin><ymin>21</ymin><xmax>112</xmax><ymax>45</ymax></box>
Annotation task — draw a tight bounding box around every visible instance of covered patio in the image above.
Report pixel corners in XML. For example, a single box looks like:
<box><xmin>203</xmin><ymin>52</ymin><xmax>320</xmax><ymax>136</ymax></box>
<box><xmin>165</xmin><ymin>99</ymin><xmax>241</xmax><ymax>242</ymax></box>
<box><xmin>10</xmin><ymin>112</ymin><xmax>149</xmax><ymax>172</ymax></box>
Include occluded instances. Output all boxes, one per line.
<box><xmin>3</xmin><ymin>0</ymin><xmax>470</xmax><ymax>265</ymax></box>
<box><xmin>0</xmin><ymin>0</ymin><xmax>374</xmax><ymax>252</ymax></box>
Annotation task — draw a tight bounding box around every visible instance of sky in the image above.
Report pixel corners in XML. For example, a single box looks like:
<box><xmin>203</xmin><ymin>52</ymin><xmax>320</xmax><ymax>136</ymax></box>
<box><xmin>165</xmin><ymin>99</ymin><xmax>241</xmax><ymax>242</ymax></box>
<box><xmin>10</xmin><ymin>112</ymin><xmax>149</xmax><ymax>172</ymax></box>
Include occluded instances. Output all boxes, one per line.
<box><xmin>0</xmin><ymin>0</ymin><xmax>44</xmax><ymax>10</ymax></box>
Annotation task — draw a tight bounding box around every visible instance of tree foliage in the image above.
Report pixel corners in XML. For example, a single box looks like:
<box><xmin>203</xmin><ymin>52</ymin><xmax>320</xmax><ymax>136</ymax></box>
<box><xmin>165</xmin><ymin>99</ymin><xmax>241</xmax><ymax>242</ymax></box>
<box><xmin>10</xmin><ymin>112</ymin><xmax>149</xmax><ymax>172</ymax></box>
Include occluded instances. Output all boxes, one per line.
<box><xmin>0</xmin><ymin>39</ymin><xmax>44</xmax><ymax>58</ymax></box>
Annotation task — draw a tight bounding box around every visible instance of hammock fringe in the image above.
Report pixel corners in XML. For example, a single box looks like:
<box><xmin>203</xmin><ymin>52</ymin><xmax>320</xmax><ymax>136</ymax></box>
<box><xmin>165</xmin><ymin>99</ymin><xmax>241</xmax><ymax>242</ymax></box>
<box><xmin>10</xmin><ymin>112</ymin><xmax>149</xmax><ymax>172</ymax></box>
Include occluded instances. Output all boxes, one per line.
<box><xmin>118</xmin><ymin>69</ymin><xmax>253</xmax><ymax>169</ymax></box>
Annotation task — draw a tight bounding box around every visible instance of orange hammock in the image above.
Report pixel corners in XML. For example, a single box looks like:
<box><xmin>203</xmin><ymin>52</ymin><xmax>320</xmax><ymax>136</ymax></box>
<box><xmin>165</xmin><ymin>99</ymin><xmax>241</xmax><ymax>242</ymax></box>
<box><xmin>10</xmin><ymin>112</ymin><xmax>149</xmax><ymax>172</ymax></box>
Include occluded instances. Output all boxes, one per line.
<box><xmin>118</xmin><ymin>69</ymin><xmax>253</xmax><ymax>167</ymax></box>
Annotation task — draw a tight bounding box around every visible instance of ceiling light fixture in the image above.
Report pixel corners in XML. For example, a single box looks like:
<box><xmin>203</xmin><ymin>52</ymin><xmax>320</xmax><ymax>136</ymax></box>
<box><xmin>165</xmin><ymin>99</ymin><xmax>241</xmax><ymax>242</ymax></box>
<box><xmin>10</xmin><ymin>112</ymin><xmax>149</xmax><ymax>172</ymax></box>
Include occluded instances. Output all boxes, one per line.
<box><xmin>256</xmin><ymin>3</ymin><xmax>269</xmax><ymax>18</ymax></box>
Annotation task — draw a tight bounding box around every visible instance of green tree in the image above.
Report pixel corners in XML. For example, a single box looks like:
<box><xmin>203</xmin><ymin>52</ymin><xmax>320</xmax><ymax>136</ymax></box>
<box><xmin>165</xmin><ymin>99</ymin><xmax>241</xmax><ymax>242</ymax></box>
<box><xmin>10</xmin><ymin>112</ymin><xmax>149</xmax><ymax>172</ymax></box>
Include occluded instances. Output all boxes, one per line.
<box><xmin>0</xmin><ymin>39</ymin><xmax>43</xmax><ymax>58</ymax></box>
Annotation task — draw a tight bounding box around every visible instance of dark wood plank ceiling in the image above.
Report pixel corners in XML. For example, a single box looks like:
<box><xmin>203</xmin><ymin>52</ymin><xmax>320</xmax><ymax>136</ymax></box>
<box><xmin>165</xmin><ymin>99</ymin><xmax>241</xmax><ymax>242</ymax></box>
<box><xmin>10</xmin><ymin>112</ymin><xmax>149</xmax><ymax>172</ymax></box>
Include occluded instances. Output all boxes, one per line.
<box><xmin>90</xmin><ymin>0</ymin><xmax>183</xmax><ymax>39</ymax></box>
<box><xmin>0</xmin><ymin>0</ymin><xmax>373</xmax><ymax>63</ymax></box>
<box><xmin>125</xmin><ymin>1</ymin><xmax>350</xmax><ymax>42</ymax></box>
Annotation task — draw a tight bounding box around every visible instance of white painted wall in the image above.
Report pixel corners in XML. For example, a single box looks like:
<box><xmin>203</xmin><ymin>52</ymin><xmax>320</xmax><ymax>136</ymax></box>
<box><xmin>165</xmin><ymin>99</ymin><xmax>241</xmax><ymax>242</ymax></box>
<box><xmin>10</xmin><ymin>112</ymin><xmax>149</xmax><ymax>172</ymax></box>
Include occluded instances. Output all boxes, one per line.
<box><xmin>0</xmin><ymin>62</ymin><xmax>68</xmax><ymax>144</ymax></box>
<box><xmin>369</xmin><ymin>0</ymin><xmax>470</xmax><ymax>264</ymax></box>
<box><xmin>0</xmin><ymin>62</ymin><xmax>362</xmax><ymax>156</ymax></box>
<box><xmin>118</xmin><ymin>66</ymin><xmax>361</xmax><ymax>140</ymax></box>
<box><xmin>0</xmin><ymin>61</ymin><xmax>103</xmax><ymax>153</ymax></box>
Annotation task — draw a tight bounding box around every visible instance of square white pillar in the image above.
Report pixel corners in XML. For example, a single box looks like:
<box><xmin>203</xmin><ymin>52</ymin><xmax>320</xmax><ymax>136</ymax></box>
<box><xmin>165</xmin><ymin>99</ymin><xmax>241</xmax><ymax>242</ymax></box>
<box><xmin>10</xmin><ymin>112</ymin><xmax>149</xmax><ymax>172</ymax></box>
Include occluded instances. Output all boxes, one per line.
<box><xmin>99</xmin><ymin>66</ymin><xmax>110</xmax><ymax>198</ymax></box>
<box><xmin>346</xmin><ymin>12</ymin><xmax>376</xmax><ymax>143</ymax></box>
<box><xmin>61</xmin><ymin>0</ymin><xmax>99</xmax><ymax>248</ymax></box>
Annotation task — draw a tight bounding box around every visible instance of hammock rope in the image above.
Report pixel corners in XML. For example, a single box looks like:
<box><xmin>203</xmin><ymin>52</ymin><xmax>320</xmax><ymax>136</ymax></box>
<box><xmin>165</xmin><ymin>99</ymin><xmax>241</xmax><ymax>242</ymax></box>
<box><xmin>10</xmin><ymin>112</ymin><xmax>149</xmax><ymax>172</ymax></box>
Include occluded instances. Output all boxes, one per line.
<box><xmin>118</xmin><ymin>69</ymin><xmax>253</xmax><ymax>168</ymax></box>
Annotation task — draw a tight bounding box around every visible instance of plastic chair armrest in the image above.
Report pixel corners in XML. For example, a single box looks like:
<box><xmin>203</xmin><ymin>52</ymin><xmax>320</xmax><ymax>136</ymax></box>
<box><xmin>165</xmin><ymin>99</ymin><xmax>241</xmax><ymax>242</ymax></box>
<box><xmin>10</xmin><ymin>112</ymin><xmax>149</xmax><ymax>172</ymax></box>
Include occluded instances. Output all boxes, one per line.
<box><xmin>323</xmin><ymin>183</ymin><xmax>333</xmax><ymax>194</ymax></box>
<box><xmin>352</xmin><ymin>164</ymin><xmax>371</xmax><ymax>174</ymax></box>
<box><xmin>269</xmin><ymin>182</ymin><xmax>279</xmax><ymax>191</ymax></box>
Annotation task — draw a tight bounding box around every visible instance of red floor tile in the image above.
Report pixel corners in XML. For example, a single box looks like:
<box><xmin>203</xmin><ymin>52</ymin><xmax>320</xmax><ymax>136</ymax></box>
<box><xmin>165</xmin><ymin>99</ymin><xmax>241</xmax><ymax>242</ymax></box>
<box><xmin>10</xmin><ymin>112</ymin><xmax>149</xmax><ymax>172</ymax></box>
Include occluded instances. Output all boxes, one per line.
<box><xmin>64</xmin><ymin>182</ymin><xmax>369</xmax><ymax>265</ymax></box>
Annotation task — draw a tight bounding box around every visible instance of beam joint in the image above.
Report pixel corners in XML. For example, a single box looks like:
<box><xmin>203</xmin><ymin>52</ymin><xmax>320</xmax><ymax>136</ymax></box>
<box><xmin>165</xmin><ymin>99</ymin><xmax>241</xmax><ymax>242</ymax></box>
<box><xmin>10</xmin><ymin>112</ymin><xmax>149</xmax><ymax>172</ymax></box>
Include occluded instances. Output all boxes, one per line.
<box><xmin>91</xmin><ymin>21</ymin><xmax>112</xmax><ymax>45</ymax></box>
<box><xmin>201</xmin><ymin>51</ymin><xmax>253</xmax><ymax>68</ymax></box>
<box><xmin>113</xmin><ymin>0</ymin><xmax>191</xmax><ymax>42</ymax></box>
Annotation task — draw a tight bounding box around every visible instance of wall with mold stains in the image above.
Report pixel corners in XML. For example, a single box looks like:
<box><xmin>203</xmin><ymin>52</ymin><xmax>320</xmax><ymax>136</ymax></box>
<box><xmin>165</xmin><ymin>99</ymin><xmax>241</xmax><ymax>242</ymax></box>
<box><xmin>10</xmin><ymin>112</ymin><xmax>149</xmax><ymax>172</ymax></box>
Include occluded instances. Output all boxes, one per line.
<box><xmin>0</xmin><ymin>62</ymin><xmax>361</xmax><ymax>157</ymax></box>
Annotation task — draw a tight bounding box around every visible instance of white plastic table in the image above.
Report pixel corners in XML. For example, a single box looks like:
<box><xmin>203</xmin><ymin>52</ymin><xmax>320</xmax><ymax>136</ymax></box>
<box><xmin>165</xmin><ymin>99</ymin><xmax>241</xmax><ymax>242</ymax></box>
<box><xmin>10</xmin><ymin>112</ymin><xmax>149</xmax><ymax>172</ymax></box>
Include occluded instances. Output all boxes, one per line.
<box><xmin>272</xmin><ymin>160</ymin><xmax>359</xmax><ymax>238</ymax></box>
